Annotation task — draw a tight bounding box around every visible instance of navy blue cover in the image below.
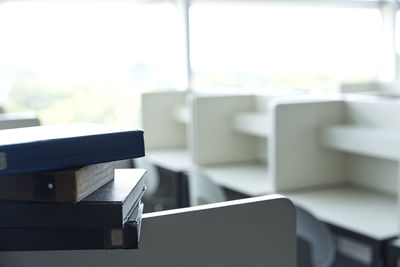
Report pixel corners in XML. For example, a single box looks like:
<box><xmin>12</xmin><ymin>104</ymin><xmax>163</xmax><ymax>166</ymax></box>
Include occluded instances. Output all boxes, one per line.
<box><xmin>0</xmin><ymin>123</ymin><xmax>145</xmax><ymax>177</ymax></box>
<box><xmin>0</xmin><ymin>203</ymin><xmax>143</xmax><ymax>251</ymax></box>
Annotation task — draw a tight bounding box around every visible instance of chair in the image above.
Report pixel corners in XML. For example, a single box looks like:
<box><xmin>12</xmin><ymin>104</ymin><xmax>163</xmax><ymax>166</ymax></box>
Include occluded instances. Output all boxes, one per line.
<box><xmin>296</xmin><ymin>205</ymin><xmax>336</xmax><ymax>267</ymax></box>
<box><xmin>133</xmin><ymin>157</ymin><xmax>159</xmax><ymax>197</ymax></box>
<box><xmin>187</xmin><ymin>169</ymin><xmax>226</xmax><ymax>206</ymax></box>
<box><xmin>133</xmin><ymin>158</ymin><xmax>176</xmax><ymax>211</ymax></box>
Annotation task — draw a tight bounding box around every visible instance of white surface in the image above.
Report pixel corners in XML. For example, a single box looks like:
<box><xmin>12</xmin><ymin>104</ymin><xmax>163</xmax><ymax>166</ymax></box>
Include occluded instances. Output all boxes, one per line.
<box><xmin>232</xmin><ymin>112</ymin><xmax>270</xmax><ymax>138</ymax></box>
<box><xmin>320</xmin><ymin>125</ymin><xmax>400</xmax><ymax>161</ymax></box>
<box><xmin>0</xmin><ymin>195</ymin><xmax>296</xmax><ymax>267</ymax></box>
<box><xmin>142</xmin><ymin>91</ymin><xmax>187</xmax><ymax>149</ymax></box>
<box><xmin>271</xmin><ymin>99</ymin><xmax>346</xmax><ymax>191</ymax></box>
<box><xmin>202</xmin><ymin>162</ymin><xmax>272</xmax><ymax>196</ymax></box>
<box><xmin>146</xmin><ymin>148</ymin><xmax>192</xmax><ymax>173</ymax></box>
<box><xmin>192</xmin><ymin>94</ymin><xmax>261</xmax><ymax>165</ymax></box>
<box><xmin>342</xmin><ymin>99</ymin><xmax>400</xmax><ymax>194</ymax></box>
<box><xmin>0</xmin><ymin>113</ymin><xmax>40</xmax><ymax>130</ymax></box>
<box><xmin>173</xmin><ymin>105</ymin><xmax>190</xmax><ymax>125</ymax></box>
<box><xmin>344</xmin><ymin>98</ymin><xmax>400</xmax><ymax>129</ymax></box>
<box><xmin>285</xmin><ymin>186</ymin><xmax>398</xmax><ymax>240</ymax></box>
<box><xmin>346</xmin><ymin>154</ymin><xmax>399</xmax><ymax>195</ymax></box>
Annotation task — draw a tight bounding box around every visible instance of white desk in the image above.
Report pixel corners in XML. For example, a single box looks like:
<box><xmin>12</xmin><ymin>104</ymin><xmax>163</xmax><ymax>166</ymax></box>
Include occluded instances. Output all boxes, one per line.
<box><xmin>284</xmin><ymin>185</ymin><xmax>398</xmax><ymax>240</ymax></box>
<box><xmin>202</xmin><ymin>162</ymin><xmax>272</xmax><ymax>196</ymax></box>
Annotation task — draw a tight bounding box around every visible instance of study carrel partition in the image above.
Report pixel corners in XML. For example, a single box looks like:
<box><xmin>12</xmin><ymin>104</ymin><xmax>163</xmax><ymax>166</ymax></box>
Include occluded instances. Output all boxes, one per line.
<box><xmin>191</xmin><ymin>93</ymin><xmax>281</xmax><ymax>196</ymax></box>
<box><xmin>0</xmin><ymin>112</ymin><xmax>40</xmax><ymax>130</ymax></box>
<box><xmin>0</xmin><ymin>195</ymin><xmax>296</xmax><ymax>267</ymax></box>
<box><xmin>139</xmin><ymin>90</ymin><xmax>191</xmax><ymax>209</ymax></box>
<box><xmin>141</xmin><ymin>90</ymin><xmax>190</xmax><ymax>171</ymax></box>
<box><xmin>276</xmin><ymin>96</ymin><xmax>400</xmax><ymax>266</ymax></box>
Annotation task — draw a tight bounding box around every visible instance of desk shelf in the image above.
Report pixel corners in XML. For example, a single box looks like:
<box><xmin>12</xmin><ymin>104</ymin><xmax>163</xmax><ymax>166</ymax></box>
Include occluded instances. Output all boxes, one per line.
<box><xmin>232</xmin><ymin>112</ymin><xmax>270</xmax><ymax>138</ymax></box>
<box><xmin>320</xmin><ymin>125</ymin><xmax>400</xmax><ymax>161</ymax></box>
<box><xmin>284</xmin><ymin>185</ymin><xmax>398</xmax><ymax>240</ymax></box>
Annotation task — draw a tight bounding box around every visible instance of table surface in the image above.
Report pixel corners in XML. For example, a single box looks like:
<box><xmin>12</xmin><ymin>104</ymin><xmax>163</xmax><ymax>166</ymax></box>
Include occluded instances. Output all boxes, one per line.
<box><xmin>284</xmin><ymin>185</ymin><xmax>398</xmax><ymax>240</ymax></box>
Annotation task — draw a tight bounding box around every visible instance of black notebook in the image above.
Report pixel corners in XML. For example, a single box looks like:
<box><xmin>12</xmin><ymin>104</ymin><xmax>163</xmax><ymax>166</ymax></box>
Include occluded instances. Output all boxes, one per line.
<box><xmin>0</xmin><ymin>169</ymin><xmax>146</xmax><ymax>228</ymax></box>
<box><xmin>0</xmin><ymin>123</ymin><xmax>145</xmax><ymax>177</ymax></box>
<box><xmin>0</xmin><ymin>203</ymin><xmax>144</xmax><ymax>251</ymax></box>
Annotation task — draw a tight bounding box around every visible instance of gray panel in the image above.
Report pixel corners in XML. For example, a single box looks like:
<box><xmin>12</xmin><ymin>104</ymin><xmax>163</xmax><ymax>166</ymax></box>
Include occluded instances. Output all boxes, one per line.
<box><xmin>0</xmin><ymin>195</ymin><xmax>296</xmax><ymax>267</ymax></box>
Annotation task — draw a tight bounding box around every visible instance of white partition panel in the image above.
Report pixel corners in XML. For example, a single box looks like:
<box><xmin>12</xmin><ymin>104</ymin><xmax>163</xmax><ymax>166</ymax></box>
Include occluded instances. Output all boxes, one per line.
<box><xmin>271</xmin><ymin>99</ymin><xmax>346</xmax><ymax>191</ymax></box>
<box><xmin>346</xmin><ymin>155</ymin><xmax>399</xmax><ymax>195</ymax></box>
<box><xmin>342</xmin><ymin>99</ymin><xmax>400</xmax><ymax>195</ymax></box>
<box><xmin>0</xmin><ymin>195</ymin><xmax>296</xmax><ymax>267</ymax></box>
<box><xmin>0</xmin><ymin>113</ymin><xmax>40</xmax><ymax>130</ymax></box>
<box><xmin>277</xmin><ymin>97</ymin><xmax>400</xmax><ymax>241</ymax></box>
<box><xmin>192</xmin><ymin>94</ymin><xmax>260</xmax><ymax>165</ymax></box>
<box><xmin>142</xmin><ymin>91</ymin><xmax>188</xmax><ymax>149</ymax></box>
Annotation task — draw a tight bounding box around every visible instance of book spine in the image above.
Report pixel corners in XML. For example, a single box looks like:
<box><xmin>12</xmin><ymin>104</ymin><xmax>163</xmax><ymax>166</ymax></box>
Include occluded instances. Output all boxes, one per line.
<box><xmin>0</xmin><ymin>170</ymin><xmax>77</xmax><ymax>202</ymax></box>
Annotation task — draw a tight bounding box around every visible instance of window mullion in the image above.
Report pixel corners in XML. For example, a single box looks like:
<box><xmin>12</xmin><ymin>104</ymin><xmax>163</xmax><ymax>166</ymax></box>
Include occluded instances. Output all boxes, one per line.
<box><xmin>378</xmin><ymin>0</ymin><xmax>398</xmax><ymax>82</ymax></box>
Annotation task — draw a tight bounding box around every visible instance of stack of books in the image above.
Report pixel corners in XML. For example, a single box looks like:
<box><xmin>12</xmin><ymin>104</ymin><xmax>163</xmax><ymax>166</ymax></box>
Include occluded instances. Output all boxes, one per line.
<box><xmin>0</xmin><ymin>123</ymin><xmax>146</xmax><ymax>251</ymax></box>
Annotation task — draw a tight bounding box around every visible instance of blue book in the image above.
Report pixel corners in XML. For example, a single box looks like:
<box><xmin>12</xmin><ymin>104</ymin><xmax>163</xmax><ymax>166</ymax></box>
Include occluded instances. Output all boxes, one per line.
<box><xmin>0</xmin><ymin>123</ymin><xmax>145</xmax><ymax>177</ymax></box>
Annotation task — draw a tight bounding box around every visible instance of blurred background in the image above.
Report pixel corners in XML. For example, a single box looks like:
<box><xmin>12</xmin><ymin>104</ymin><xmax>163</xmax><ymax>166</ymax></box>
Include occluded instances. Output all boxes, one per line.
<box><xmin>0</xmin><ymin>0</ymin><xmax>396</xmax><ymax>126</ymax></box>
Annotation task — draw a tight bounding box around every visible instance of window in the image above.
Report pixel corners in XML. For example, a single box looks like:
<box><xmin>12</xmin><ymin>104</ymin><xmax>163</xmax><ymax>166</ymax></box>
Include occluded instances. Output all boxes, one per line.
<box><xmin>0</xmin><ymin>1</ymin><xmax>185</xmax><ymax>126</ymax></box>
<box><xmin>190</xmin><ymin>3</ymin><xmax>382</xmax><ymax>92</ymax></box>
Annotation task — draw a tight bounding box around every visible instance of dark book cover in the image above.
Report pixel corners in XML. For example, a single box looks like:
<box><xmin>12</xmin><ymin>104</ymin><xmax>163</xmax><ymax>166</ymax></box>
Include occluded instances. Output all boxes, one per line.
<box><xmin>0</xmin><ymin>169</ymin><xmax>146</xmax><ymax>228</ymax></box>
<box><xmin>0</xmin><ymin>162</ymin><xmax>115</xmax><ymax>203</ymax></box>
<box><xmin>0</xmin><ymin>203</ymin><xmax>144</xmax><ymax>251</ymax></box>
<box><xmin>0</xmin><ymin>123</ymin><xmax>145</xmax><ymax>177</ymax></box>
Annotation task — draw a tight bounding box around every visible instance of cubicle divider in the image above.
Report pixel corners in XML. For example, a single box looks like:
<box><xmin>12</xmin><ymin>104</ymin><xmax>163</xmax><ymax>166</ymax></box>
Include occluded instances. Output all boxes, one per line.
<box><xmin>0</xmin><ymin>195</ymin><xmax>296</xmax><ymax>267</ymax></box>
<box><xmin>138</xmin><ymin>90</ymin><xmax>192</xmax><ymax>209</ymax></box>
<box><xmin>140</xmin><ymin>90</ymin><xmax>400</xmax><ymax>266</ymax></box>
<box><xmin>141</xmin><ymin>90</ymin><xmax>189</xmax><ymax>150</ymax></box>
<box><xmin>0</xmin><ymin>112</ymin><xmax>40</xmax><ymax>129</ymax></box>
<box><xmin>191</xmin><ymin>94</ymin><xmax>272</xmax><ymax>196</ymax></box>
<box><xmin>271</xmin><ymin>98</ymin><xmax>346</xmax><ymax>191</ymax></box>
<box><xmin>141</xmin><ymin>90</ymin><xmax>306</xmax><ymax>206</ymax></box>
<box><xmin>275</xmin><ymin>97</ymin><xmax>400</xmax><ymax>267</ymax></box>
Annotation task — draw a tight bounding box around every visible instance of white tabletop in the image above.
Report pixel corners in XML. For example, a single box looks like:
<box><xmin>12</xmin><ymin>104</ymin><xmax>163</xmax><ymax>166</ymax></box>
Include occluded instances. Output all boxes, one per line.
<box><xmin>284</xmin><ymin>185</ymin><xmax>398</xmax><ymax>240</ymax></box>
<box><xmin>202</xmin><ymin>162</ymin><xmax>272</xmax><ymax>196</ymax></box>
<box><xmin>146</xmin><ymin>148</ymin><xmax>193</xmax><ymax>173</ymax></box>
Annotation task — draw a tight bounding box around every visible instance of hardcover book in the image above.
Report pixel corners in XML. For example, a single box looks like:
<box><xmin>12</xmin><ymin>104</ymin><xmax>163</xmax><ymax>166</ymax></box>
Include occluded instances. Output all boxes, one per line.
<box><xmin>0</xmin><ymin>202</ymin><xmax>144</xmax><ymax>251</ymax></box>
<box><xmin>0</xmin><ymin>168</ymin><xmax>146</xmax><ymax>228</ymax></box>
<box><xmin>0</xmin><ymin>162</ymin><xmax>115</xmax><ymax>203</ymax></box>
<box><xmin>0</xmin><ymin>123</ymin><xmax>145</xmax><ymax>177</ymax></box>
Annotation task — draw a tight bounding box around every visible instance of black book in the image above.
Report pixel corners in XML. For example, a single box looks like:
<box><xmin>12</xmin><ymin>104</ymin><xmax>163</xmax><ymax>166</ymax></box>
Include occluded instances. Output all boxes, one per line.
<box><xmin>0</xmin><ymin>169</ymin><xmax>146</xmax><ymax>228</ymax></box>
<box><xmin>0</xmin><ymin>203</ymin><xmax>144</xmax><ymax>251</ymax></box>
<box><xmin>0</xmin><ymin>123</ymin><xmax>145</xmax><ymax>177</ymax></box>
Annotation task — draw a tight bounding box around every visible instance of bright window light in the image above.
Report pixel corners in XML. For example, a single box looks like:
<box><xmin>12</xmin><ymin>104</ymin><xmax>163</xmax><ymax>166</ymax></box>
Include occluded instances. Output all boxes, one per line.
<box><xmin>0</xmin><ymin>1</ymin><xmax>185</xmax><ymax>126</ymax></box>
<box><xmin>190</xmin><ymin>3</ymin><xmax>382</xmax><ymax>92</ymax></box>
